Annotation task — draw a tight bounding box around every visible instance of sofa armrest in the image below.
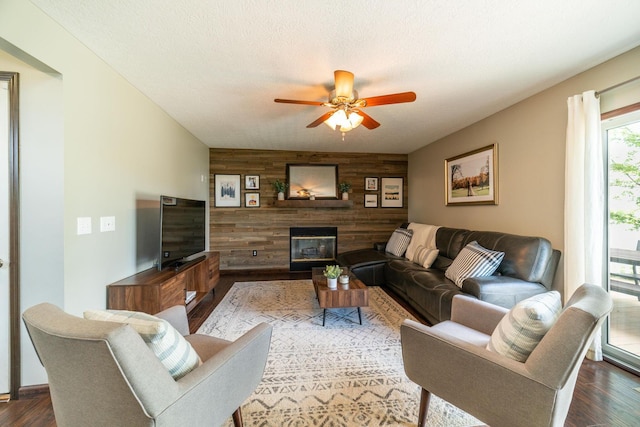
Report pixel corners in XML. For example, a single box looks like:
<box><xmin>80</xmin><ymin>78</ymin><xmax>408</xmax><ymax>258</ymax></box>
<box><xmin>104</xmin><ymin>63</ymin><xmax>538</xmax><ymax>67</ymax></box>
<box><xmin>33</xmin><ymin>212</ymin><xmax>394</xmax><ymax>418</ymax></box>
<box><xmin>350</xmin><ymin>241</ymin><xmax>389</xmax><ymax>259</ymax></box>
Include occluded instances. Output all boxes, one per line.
<box><xmin>450</xmin><ymin>295</ymin><xmax>508</xmax><ymax>335</ymax></box>
<box><xmin>373</xmin><ymin>241</ymin><xmax>387</xmax><ymax>251</ymax></box>
<box><xmin>462</xmin><ymin>276</ymin><xmax>548</xmax><ymax>309</ymax></box>
<box><xmin>155</xmin><ymin>305</ymin><xmax>190</xmax><ymax>336</ymax></box>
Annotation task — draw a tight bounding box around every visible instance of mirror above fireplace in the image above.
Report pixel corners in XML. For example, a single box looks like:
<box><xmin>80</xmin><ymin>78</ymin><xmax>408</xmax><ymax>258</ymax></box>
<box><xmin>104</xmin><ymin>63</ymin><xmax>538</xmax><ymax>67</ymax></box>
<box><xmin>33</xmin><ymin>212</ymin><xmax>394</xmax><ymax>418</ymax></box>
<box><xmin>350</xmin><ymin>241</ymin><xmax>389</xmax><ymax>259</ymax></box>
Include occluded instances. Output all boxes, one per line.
<box><xmin>287</xmin><ymin>164</ymin><xmax>338</xmax><ymax>199</ymax></box>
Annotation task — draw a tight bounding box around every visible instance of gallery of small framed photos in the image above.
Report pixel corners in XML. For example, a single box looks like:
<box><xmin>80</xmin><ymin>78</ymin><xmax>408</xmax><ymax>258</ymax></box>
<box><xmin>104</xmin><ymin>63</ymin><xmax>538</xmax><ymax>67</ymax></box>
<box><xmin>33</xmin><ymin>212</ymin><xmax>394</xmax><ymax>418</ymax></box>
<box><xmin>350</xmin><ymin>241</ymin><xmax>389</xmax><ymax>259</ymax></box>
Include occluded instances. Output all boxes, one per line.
<box><xmin>214</xmin><ymin>174</ymin><xmax>262</xmax><ymax>208</ymax></box>
<box><xmin>214</xmin><ymin>174</ymin><xmax>404</xmax><ymax>209</ymax></box>
<box><xmin>364</xmin><ymin>177</ymin><xmax>404</xmax><ymax>208</ymax></box>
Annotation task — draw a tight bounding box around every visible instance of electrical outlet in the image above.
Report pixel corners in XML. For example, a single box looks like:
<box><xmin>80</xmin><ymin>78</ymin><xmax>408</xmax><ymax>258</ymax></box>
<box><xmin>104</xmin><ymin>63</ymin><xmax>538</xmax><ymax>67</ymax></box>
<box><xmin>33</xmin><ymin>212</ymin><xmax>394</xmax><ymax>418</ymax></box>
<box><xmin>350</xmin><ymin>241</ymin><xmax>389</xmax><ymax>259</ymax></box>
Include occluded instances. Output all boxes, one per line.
<box><xmin>77</xmin><ymin>217</ymin><xmax>92</xmax><ymax>235</ymax></box>
<box><xmin>100</xmin><ymin>216</ymin><xmax>116</xmax><ymax>232</ymax></box>
<box><xmin>252</xmin><ymin>250</ymin><xmax>257</xmax><ymax>256</ymax></box>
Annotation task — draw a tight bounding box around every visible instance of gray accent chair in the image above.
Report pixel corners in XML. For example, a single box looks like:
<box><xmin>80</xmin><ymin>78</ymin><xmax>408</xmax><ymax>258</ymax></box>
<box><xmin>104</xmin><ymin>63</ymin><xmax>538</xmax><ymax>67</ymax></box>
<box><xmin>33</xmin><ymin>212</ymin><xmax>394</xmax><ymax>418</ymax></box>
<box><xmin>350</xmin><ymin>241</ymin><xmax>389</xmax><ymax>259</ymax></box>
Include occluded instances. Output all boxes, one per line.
<box><xmin>401</xmin><ymin>284</ymin><xmax>613</xmax><ymax>427</ymax></box>
<box><xmin>23</xmin><ymin>303</ymin><xmax>272</xmax><ymax>427</ymax></box>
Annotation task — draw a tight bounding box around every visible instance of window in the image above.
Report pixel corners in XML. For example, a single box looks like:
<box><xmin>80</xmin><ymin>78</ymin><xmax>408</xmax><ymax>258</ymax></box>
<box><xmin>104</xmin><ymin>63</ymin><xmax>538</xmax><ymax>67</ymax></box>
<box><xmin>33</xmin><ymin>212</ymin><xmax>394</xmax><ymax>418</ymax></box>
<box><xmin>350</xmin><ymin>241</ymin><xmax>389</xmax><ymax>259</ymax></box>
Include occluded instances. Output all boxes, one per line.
<box><xmin>603</xmin><ymin>108</ymin><xmax>640</xmax><ymax>374</ymax></box>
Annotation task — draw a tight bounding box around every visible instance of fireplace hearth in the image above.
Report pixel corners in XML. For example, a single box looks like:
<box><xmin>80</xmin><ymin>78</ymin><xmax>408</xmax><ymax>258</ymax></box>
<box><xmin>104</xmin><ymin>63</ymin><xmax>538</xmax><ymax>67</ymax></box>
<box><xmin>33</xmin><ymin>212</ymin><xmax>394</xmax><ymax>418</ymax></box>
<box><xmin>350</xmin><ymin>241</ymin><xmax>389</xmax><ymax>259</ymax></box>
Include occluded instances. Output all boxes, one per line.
<box><xmin>290</xmin><ymin>227</ymin><xmax>338</xmax><ymax>271</ymax></box>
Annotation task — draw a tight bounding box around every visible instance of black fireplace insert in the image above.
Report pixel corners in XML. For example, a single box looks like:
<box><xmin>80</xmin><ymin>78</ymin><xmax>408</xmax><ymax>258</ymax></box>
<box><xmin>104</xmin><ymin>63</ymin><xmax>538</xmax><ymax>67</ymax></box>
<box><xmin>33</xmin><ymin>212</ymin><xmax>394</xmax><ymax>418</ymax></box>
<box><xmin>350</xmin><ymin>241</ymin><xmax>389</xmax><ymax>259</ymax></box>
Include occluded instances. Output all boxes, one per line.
<box><xmin>289</xmin><ymin>227</ymin><xmax>338</xmax><ymax>271</ymax></box>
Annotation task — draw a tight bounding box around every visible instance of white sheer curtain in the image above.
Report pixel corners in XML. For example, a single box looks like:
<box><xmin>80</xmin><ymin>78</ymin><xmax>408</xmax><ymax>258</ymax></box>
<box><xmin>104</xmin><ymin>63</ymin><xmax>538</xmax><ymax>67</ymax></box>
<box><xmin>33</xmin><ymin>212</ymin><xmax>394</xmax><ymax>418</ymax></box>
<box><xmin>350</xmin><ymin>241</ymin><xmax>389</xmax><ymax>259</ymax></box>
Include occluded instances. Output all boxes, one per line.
<box><xmin>564</xmin><ymin>90</ymin><xmax>605</xmax><ymax>360</ymax></box>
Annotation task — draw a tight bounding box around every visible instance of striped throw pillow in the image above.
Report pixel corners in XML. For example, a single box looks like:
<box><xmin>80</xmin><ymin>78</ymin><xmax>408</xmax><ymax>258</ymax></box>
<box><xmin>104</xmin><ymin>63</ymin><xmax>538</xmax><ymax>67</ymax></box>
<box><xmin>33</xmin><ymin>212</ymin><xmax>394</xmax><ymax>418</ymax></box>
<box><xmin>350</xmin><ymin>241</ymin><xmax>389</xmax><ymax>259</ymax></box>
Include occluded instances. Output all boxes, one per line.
<box><xmin>412</xmin><ymin>245</ymin><xmax>439</xmax><ymax>268</ymax></box>
<box><xmin>385</xmin><ymin>228</ymin><xmax>413</xmax><ymax>257</ymax></box>
<box><xmin>487</xmin><ymin>291</ymin><xmax>562</xmax><ymax>362</ymax></box>
<box><xmin>445</xmin><ymin>241</ymin><xmax>504</xmax><ymax>287</ymax></box>
<box><xmin>84</xmin><ymin>309</ymin><xmax>201</xmax><ymax>380</ymax></box>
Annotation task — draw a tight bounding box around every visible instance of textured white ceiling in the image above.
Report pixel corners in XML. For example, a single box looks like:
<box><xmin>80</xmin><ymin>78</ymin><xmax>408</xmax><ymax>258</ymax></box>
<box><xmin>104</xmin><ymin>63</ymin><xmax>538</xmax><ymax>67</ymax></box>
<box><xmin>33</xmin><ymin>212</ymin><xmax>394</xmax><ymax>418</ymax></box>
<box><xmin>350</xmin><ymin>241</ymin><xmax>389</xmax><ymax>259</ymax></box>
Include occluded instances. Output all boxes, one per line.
<box><xmin>31</xmin><ymin>0</ymin><xmax>640</xmax><ymax>153</ymax></box>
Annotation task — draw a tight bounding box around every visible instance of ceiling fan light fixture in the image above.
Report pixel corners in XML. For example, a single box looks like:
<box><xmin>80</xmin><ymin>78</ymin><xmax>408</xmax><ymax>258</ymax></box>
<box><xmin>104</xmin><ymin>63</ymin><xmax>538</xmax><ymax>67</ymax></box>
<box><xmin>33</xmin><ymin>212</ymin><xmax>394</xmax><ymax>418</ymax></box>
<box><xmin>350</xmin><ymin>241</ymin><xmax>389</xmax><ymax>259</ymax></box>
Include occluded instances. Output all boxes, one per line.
<box><xmin>348</xmin><ymin>111</ymin><xmax>364</xmax><ymax>128</ymax></box>
<box><xmin>323</xmin><ymin>109</ymin><xmax>362</xmax><ymax>133</ymax></box>
<box><xmin>324</xmin><ymin>109</ymin><xmax>345</xmax><ymax>131</ymax></box>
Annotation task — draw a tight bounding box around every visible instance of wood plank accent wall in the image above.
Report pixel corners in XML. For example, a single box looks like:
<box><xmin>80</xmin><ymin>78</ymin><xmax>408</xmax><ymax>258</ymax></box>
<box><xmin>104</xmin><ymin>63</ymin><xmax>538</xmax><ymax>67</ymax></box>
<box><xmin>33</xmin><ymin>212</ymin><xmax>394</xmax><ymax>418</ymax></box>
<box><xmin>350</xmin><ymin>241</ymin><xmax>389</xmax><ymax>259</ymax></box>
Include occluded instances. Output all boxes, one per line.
<box><xmin>210</xmin><ymin>148</ymin><xmax>408</xmax><ymax>270</ymax></box>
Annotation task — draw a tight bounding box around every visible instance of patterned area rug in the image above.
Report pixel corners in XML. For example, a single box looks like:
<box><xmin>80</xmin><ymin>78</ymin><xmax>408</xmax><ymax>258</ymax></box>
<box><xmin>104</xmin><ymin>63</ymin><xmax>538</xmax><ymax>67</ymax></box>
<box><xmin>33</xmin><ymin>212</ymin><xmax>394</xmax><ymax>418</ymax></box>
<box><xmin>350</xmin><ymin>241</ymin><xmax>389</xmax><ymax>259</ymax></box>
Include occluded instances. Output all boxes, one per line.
<box><xmin>197</xmin><ymin>280</ymin><xmax>481</xmax><ymax>426</ymax></box>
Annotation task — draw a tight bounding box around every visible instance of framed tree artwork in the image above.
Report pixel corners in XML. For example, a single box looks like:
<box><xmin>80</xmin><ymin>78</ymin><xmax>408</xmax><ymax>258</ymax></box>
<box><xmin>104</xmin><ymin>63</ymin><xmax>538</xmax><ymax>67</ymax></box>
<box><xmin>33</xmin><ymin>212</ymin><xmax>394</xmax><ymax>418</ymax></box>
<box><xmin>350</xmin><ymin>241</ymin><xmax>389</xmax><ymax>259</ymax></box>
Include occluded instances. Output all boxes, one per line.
<box><xmin>214</xmin><ymin>174</ymin><xmax>241</xmax><ymax>207</ymax></box>
<box><xmin>445</xmin><ymin>144</ymin><xmax>498</xmax><ymax>205</ymax></box>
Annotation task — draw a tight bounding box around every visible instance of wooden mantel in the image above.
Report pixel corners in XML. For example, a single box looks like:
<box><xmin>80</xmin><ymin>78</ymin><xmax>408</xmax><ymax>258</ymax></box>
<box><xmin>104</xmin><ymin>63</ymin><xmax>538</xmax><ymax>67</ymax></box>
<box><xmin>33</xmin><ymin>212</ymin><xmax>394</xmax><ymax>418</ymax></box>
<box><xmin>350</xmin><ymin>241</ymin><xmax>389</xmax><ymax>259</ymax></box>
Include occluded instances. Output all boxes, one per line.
<box><xmin>274</xmin><ymin>199</ymin><xmax>353</xmax><ymax>208</ymax></box>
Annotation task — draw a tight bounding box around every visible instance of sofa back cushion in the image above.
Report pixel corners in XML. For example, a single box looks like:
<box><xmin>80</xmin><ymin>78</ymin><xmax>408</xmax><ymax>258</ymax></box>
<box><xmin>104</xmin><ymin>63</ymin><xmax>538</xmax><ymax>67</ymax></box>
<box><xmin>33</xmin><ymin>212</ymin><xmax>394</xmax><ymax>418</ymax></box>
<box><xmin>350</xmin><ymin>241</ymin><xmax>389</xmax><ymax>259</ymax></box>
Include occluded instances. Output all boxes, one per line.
<box><xmin>463</xmin><ymin>231</ymin><xmax>554</xmax><ymax>284</ymax></box>
<box><xmin>435</xmin><ymin>227</ymin><xmax>556</xmax><ymax>287</ymax></box>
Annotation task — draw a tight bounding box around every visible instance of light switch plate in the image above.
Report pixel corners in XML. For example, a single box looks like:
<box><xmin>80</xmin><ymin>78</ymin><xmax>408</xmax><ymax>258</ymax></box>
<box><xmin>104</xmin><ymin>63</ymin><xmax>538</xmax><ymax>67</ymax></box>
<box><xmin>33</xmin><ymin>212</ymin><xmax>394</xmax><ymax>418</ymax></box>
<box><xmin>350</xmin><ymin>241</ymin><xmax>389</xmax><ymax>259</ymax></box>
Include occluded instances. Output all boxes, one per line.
<box><xmin>77</xmin><ymin>217</ymin><xmax>92</xmax><ymax>235</ymax></box>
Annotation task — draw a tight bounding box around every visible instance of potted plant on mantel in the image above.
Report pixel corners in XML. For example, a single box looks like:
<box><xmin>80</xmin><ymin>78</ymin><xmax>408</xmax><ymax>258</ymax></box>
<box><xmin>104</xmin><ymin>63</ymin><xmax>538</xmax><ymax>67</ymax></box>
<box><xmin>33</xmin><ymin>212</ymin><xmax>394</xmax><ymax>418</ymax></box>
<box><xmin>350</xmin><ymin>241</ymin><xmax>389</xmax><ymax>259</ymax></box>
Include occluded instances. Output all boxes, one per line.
<box><xmin>272</xmin><ymin>179</ymin><xmax>288</xmax><ymax>200</ymax></box>
<box><xmin>323</xmin><ymin>265</ymin><xmax>342</xmax><ymax>289</ymax></box>
<box><xmin>338</xmin><ymin>181</ymin><xmax>351</xmax><ymax>200</ymax></box>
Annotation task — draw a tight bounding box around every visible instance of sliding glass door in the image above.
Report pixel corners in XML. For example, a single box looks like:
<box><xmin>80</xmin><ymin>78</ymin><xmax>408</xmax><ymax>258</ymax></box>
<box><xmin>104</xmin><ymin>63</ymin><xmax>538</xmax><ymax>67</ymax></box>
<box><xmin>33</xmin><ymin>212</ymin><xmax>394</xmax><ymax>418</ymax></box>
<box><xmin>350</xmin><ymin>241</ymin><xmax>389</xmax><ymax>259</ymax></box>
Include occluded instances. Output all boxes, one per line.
<box><xmin>603</xmin><ymin>109</ymin><xmax>640</xmax><ymax>374</ymax></box>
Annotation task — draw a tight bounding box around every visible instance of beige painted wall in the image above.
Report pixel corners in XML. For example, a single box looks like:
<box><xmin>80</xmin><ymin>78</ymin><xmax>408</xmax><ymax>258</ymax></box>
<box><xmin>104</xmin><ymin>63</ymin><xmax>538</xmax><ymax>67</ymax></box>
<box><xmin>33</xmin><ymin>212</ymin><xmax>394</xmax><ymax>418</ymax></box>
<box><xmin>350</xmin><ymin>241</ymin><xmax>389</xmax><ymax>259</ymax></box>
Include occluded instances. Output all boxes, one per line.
<box><xmin>408</xmin><ymin>46</ymin><xmax>640</xmax><ymax>294</ymax></box>
<box><xmin>1</xmin><ymin>0</ymin><xmax>209</xmax><ymax>386</ymax></box>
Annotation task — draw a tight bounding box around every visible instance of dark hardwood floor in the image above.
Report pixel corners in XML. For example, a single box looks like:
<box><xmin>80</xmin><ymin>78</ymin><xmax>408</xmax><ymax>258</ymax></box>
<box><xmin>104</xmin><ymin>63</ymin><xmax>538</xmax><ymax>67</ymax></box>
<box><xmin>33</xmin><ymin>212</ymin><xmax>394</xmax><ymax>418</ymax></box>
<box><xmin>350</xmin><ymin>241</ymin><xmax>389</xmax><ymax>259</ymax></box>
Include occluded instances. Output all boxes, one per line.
<box><xmin>2</xmin><ymin>271</ymin><xmax>640</xmax><ymax>426</ymax></box>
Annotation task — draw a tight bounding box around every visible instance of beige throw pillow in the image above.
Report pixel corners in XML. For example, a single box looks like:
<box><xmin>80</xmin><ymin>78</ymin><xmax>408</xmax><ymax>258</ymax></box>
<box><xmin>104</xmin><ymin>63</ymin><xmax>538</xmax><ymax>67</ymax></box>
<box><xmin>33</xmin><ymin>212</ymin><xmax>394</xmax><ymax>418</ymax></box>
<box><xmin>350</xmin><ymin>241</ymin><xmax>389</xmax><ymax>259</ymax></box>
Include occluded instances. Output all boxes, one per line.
<box><xmin>412</xmin><ymin>245</ymin><xmax>439</xmax><ymax>268</ymax></box>
<box><xmin>404</xmin><ymin>223</ymin><xmax>439</xmax><ymax>261</ymax></box>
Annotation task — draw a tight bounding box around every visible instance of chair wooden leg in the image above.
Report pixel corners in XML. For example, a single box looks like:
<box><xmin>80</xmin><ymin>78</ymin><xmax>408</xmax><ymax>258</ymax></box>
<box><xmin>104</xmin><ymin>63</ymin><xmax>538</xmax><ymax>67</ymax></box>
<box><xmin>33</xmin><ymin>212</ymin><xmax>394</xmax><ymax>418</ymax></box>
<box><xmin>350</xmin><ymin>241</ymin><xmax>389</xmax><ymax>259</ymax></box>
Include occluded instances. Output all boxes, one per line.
<box><xmin>232</xmin><ymin>408</ymin><xmax>243</xmax><ymax>427</ymax></box>
<box><xmin>418</xmin><ymin>388</ymin><xmax>431</xmax><ymax>427</ymax></box>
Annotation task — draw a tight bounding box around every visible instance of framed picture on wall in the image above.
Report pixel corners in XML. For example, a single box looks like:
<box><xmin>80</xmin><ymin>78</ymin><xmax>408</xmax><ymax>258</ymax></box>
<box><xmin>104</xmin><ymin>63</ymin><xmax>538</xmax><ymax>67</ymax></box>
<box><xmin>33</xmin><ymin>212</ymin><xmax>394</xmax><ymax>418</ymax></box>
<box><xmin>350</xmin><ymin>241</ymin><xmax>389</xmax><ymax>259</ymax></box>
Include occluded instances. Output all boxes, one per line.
<box><xmin>214</xmin><ymin>174</ymin><xmax>241</xmax><ymax>207</ymax></box>
<box><xmin>365</xmin><ymin>177</ymin><xmax>378</xmax><ymax>191</ymax></box>
<box><xmin>245</xmin><ymin>175</ymin><xmax>260</xmax><ymax>190</ymax></box>
<box><xmin>245</xmin><ymin>192</ymin><xmax>260</xmax><ymax>207</ymax></box>
<box><xmin>364</xmin><ymin>194</ymin><xmax>378</xmax><ymax>208</ymax></box>
<box><xmin>445</xmin><ymin>144</ymin><xmax>498</xmax><ymax>206</ymax></box>
<box><xmin>381</xmin><ymin>177</ymin><xmax>403</xmax><ymax>208</ymax></box>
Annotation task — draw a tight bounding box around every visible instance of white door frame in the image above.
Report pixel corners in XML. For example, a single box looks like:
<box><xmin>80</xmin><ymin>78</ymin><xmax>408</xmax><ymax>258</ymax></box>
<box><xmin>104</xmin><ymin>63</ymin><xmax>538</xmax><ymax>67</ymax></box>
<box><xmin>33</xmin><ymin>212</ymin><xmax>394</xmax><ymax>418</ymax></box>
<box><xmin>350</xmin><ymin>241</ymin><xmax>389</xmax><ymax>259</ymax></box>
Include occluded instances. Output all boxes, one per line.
<box><xmin>1</xmin><ymin>71</ymin><xmax>20</xmax><ymax>400</ymax></box>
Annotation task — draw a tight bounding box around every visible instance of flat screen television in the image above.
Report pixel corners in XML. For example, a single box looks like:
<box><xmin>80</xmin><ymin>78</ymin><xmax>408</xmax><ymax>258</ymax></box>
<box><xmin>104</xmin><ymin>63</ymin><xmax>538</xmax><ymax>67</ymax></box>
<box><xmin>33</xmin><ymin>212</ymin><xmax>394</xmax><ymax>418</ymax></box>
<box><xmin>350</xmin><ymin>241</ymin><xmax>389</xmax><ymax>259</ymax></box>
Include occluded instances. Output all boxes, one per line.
<box><xmin>158</xmin><ymin>195</ymin><xmax>206</xmax><ymax>270</ymax></box>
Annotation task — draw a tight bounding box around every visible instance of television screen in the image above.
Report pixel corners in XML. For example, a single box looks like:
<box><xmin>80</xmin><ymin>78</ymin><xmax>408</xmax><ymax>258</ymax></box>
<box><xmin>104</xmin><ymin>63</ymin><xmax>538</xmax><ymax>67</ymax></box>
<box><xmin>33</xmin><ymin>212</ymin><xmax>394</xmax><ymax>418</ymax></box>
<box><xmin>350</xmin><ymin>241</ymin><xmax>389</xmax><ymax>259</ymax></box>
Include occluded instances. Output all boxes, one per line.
<box><xmin>159</xmin><ymin>195</ymin><xmax>206</xmax><ymax>270</ymax></box>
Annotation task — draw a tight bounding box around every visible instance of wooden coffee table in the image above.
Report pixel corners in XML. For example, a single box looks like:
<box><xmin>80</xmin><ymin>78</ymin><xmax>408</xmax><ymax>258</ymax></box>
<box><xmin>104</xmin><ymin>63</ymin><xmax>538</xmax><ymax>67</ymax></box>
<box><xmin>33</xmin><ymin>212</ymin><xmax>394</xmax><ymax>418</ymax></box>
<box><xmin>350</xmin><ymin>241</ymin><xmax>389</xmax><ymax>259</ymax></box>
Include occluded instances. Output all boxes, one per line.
<box><xmin>311</xmin><ymin>267</ymin><xmax>369</xmax><ymax>326</ymax></box>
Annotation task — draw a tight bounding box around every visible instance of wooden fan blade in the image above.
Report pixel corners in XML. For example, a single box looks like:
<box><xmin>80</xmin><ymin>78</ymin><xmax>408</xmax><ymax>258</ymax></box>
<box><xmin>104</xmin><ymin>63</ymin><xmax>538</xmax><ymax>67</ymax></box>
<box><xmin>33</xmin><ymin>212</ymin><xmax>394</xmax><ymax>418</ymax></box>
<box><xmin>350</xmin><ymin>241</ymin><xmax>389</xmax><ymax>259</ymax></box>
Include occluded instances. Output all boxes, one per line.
<box><xmin>274</xmin><ymin>98</ymin><xmax>325</xmax><ymax>106</ymax></box>
<box><xmin>307</xmin><ymin>111</ymin><xmax>335</xmax><ymax>128</ymax></box>
<box><xmin>361</xmin><ymin>91</ymin><xmax>417</xmax><ymax>107</ymax></box>
<box><xmin>334</xmin><ymin>70</ymin><xmax>354</xmax><ymax>98</ymax></box>
<box><xmin>357</xmin><ymin>110</ymin><xmax>381</xmax><ymax>129</ymax></box>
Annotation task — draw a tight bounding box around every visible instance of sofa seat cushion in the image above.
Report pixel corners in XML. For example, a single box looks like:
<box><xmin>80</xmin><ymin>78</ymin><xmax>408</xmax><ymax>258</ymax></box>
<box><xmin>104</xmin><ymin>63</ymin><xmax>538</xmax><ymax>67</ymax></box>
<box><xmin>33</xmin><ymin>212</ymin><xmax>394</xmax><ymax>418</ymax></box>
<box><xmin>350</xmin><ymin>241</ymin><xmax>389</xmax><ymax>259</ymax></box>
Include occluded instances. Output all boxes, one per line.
<box><xmin>84</xmin><ymin>309</ymin><xmax>201</xmax><ymax>379</ymax></box>
<box><xmin>336</xmin><ymin>248</ymin><xmax>397</xmax><ymax>268</ymax></box>
<box><xmin>384</xmin><ymin>259</ymin><xmax>465</xmax><ymax>323</ymax></box>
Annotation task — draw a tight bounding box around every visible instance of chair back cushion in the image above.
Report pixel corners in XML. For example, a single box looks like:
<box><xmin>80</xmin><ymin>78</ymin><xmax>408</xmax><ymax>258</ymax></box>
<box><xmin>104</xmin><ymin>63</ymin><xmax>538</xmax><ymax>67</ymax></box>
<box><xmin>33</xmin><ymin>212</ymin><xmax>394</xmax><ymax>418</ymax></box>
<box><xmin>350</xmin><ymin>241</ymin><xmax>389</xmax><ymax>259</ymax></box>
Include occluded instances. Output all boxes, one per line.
<box><xmin>22</xmin><ymin>303</ymin><xmax>177</xmax><ymax>426</ymax></box>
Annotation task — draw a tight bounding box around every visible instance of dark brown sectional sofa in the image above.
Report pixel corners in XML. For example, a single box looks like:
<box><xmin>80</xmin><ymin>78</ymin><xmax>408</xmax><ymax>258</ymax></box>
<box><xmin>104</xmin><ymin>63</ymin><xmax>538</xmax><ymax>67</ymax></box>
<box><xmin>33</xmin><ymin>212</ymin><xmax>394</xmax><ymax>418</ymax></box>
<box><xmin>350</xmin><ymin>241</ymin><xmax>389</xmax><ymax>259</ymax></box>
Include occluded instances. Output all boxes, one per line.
<box><xmin>336</xmin><ymin>225</ymin><xmax>561</xmax><ymax>325</ymax></box>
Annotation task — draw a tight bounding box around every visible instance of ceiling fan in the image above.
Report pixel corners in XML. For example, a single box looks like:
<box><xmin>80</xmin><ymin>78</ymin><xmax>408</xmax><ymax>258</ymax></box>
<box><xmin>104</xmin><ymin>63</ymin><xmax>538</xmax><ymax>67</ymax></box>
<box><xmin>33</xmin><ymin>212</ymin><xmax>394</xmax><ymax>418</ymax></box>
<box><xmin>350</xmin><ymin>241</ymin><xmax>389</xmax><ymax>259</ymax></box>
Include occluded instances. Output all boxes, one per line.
<box><xmin>274</xmin><ymin>70</ymin><xmax>416</xmax><ymax>139</ymax></box>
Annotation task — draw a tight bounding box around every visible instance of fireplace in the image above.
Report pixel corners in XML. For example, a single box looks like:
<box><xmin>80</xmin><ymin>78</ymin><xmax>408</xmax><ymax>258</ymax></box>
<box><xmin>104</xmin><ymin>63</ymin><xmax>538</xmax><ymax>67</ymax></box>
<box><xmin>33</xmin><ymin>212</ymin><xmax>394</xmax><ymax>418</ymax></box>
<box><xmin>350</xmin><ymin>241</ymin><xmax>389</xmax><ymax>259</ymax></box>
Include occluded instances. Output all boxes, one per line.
<box><xmin>290</xmin><ymin>227</ymin><xmax>338</xmax><ymax>271</ymax></box>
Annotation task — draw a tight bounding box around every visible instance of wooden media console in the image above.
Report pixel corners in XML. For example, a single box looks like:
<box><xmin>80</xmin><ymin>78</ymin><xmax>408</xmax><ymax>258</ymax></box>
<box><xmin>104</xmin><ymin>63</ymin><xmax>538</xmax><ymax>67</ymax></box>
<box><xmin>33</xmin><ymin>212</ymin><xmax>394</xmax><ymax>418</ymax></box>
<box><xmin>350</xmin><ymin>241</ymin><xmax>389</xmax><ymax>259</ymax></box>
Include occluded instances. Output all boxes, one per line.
<box><xmin>107</xmin><ymin>252</ymin><xmax>219</xmax><ymax>314</ymax></box>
